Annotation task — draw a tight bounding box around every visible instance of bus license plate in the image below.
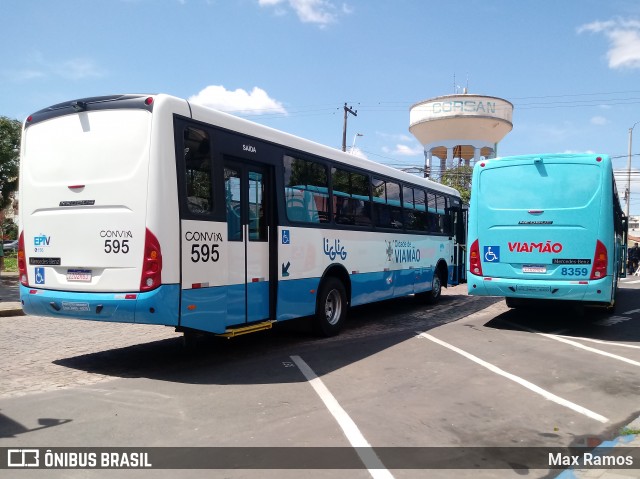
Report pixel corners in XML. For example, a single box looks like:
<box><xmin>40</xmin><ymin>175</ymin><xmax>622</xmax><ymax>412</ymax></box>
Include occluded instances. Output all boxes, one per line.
<box><xmin>67</xmin><ymin>269</ymin><xmax>92</xmax><ymax>282</ymax></box>
<box><xmin>62</xmin><ymin>301</ymin><xmax>90</xmax><ymax>312</ymax></box>
<box><xmin>517</xmin><ymin>285</ymin><xmax>550</xmax><ymax>293</ymax></box>
<box><xmin>522</xmin><ymin>265</ymin><xmax>546</xmax><ymax>273</ymax></box>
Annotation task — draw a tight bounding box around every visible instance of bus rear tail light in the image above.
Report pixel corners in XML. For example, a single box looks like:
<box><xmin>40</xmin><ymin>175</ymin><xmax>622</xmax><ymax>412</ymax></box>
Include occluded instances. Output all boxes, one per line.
<box><xmin>140</xmin><ymin>228</ymin><xmax>162</xmax><ymax>292</ymax></box>
<box><xmin>590</xmin><ymin>240</ymin><xmax>607</xmax><ymax>280</ymax></box>
<box><xmin>18</xmin><ymin>231</ymin><xmax>28</xmax><ymax>286</ymax></box>
<box><xmin>469</xmin><ymin>239</ymin><xmax>483</xmax><ymax>276</ymax></box>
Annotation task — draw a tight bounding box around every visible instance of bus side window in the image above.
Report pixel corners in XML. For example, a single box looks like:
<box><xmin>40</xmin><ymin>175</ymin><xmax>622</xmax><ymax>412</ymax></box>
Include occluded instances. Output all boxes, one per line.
<box><xmin>427</xmin><ymin>192</ymin><xmax>439</xmax><ymax>233</ymax></box>
<box><xmin>283</xmin><ymin>155</ymin><xmax>329</xmax><ymax>223</ymax></box>
<box><xmin>437</xmin><ymin>195</ymin><xmax>448</xmax><ymax>234</ymax></box>
<box><xmin>331</xmin><ymin>168</ymin><xmax>372</xmax><ymax>226</ymax></box>
<box><xmin>413</xmin><ymin>189</ymin><xmax>428</xmax><ymax>231</ymax></box>
<box><xmin>224</xmin><ymin>167</ymin><xmax>242</xmax><ymax>241</ymax></box>
<box><xmin>372</xmin><ymin>178</ymin><xmax>402</xmax><ymax>229</ymax></box>
<box><xmin>183</xmin><ymin>127</ymin><xmax>213</xmax><ymax>215</ymax></box>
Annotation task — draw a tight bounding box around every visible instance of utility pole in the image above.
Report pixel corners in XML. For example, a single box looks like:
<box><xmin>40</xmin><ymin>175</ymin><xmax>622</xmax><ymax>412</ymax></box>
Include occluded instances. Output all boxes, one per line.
<box><xmin>342</xmin><ymin>103</ymin><xmax>357</xmax><ymax>152</ymax></box>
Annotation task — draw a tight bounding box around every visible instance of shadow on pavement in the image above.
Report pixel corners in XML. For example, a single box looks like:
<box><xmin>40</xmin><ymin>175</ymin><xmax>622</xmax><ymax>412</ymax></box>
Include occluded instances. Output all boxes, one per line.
<box><xmin>53</xmin><ymin>292</ymin><xmax>502</xmax><ymax>387</ymax></box>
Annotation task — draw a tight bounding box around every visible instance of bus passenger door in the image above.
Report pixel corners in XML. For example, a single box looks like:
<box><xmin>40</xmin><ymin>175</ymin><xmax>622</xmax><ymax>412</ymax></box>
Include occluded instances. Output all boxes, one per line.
<box><xmin>450</xmin><ymin>202</ymin><xmax>467</xmax><ymax>285</ymax></box>
<box><xmin>224</xmin><ymin>161</ymin><xmax>271</xmax><ymax>325</ymax></box>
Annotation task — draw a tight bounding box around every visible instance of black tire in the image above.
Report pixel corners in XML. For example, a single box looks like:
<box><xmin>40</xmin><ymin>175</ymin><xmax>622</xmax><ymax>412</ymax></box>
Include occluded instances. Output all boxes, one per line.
<box><xmin>313</xmin><ymin>277</ymin><xmax>347</xmax><ymax>337</ymax></box>
<box><xmin>419</xmin><ymin>270</ymin><xmax>442</xmax><ymax>304</ymax></box>
<box><xmin>505</xmin><ymin>297</ymin><xmax>519</xmax><ymax>308</ymax></box>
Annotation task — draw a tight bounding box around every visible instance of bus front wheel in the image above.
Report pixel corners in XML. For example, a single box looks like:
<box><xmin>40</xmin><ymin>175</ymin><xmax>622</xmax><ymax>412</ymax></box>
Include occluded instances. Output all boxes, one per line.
<box><xmin>313</xmin><ymin>277</ymin><xmax>347</xmax><ymax>337</ymax></box>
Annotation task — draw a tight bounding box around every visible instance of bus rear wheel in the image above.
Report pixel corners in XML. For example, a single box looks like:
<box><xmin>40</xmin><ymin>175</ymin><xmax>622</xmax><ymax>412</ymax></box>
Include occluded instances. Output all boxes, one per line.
<box><xmin>313</xmin><ymin>277</ymin><xmax>347</xmax><ymax>337</ymax></box>
<box><xmin>418</xmin><ymin>271</ymin><xmax>442</xmax><ymax>304</ymax></box>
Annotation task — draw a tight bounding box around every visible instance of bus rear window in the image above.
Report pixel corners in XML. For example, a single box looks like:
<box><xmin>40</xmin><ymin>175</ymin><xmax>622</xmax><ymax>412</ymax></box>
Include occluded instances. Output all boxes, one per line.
<box><xmin>23</xmin><ymin>109</ymin><xmax>151</xmax><ymax>184</ymax></box>
<box><xmin>479</xmin><ymin>163</ymin><xmax>600</xmax><ymax>209</ymax></box>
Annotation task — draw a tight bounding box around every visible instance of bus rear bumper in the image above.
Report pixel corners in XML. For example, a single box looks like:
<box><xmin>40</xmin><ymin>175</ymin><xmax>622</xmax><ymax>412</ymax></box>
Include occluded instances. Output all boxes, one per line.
<box><xmin>466</xmin><ymin>274</ymin><xmax>613</xmax><ymax>304</ymax></box>
<box><xmin>20</xmin><ymin>284</ymin><xmax>180</xmax><ymax>326</ymax></box>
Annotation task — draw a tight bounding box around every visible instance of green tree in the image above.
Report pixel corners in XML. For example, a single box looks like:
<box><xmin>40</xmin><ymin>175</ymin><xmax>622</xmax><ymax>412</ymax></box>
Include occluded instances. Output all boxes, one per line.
<box><xmin>0</xmin><ymin>117</ymin><xmax>21</xmax><ymax>210</ymax></box>
<box><xmin>441</xmin><ymin>165</ymin><xmax>472</xmax><ymax>205</ymax></box>
<box><xmin>2</xmin><ymin>218</ymin><xmax>17</xmax><ymax>240</ymax></box>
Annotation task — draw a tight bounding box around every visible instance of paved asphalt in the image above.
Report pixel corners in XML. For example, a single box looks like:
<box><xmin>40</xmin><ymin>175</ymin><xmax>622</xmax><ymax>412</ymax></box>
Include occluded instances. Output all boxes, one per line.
<box><xmin>0</xmin><ymin>271</ymin><xmax>638</xmax><ymax>478</ymax></box>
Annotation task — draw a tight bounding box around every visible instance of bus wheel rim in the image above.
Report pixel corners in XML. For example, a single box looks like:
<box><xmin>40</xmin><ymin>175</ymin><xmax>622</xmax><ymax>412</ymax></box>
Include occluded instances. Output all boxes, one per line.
<box><xmin>325</xmin><ymin>289</ymin><xmax>342</xmax><ymax>325</ymax></box>
<box><xmin>433</xmin><ymin>276</ymin><xmax>441</xmax><ymax>296</ymax></box>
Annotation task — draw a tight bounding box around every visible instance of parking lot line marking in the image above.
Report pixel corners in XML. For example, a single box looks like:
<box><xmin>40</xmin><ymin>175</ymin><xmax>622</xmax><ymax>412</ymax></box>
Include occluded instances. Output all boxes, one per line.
<box><xmin>555</xmin><ymin>334</ymin><xmax>640</xmax><ymax>350</ymax></box>
<box><xmin>418</xmin><ymin>333</ymin><xmax>609</xmax><ymax>423</ymax></box>
<box><xmin>500</xmin><ymin>320</ymin><xmax>640</xmax><ymax>365</ymax></box>
<box><xmin>290</xmin><ymin>355</ymin><xmax>395</xmax><ymax>479</ymax></box>
<box><xmin>622</xmin><ymin>308</ymin><xmax>640</xmax><ymax>315</ymax></box>
<box><xmin>537</xmin><ymin>333</ymin><xmax>640</xmax><ymax>366</ymax></box>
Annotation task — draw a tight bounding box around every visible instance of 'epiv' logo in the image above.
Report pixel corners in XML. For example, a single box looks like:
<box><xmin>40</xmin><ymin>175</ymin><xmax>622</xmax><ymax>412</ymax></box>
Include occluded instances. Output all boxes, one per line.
<box><xmin>34</xmin><ymin>235</ymin><xmax>50</xmax><ymax>246</ymax></box>
<box><xmin>34</xmin><ymin>234</ymin><xmax>51</xmax><ymax>253</ymax></box>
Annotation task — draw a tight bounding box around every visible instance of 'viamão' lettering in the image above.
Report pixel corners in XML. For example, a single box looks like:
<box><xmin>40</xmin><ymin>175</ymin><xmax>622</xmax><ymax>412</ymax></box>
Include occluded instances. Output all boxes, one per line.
<box><xmin>508</xmin><ymin>241</ymin><xmax>563</xmax><ymax>254</ymax></box>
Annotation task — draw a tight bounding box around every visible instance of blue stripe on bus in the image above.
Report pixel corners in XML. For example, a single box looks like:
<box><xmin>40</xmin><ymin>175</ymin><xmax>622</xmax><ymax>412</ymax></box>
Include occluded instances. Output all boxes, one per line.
<box><xmin>180</xmin><ymin>282</ymin><xmax>271</xmax><ymax>334</ymax></box>
<box><xmin>21</xmin><ymin>265</ymin><xmax>447</xmax><ymax>333</ymax></box>
<box><xmin>20</xmin><ymin>284</ymin><xmax>180</xmax><ymax>326</ymax></box>
<box><xmin>276</xmin><ymin>267</ymin><xmax>440</xmax><ymax>318</ymax></box>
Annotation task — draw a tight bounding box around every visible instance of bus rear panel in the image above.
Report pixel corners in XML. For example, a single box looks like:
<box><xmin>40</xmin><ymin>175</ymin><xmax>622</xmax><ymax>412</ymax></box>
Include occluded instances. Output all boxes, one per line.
<box><xmin>467</xmin><ymin>153</ymin><xmax>625</xmax><ymax>308</ymax></box>
<box><xmin>19</xmin><ymin>95</ymin><xmax>181</xmax><ymax>326</ymax></box>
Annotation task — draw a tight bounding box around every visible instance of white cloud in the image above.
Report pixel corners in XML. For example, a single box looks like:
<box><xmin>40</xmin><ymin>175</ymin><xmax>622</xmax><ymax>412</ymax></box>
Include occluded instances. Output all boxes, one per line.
<box><xmin>349</xmin><ymin>147</ymin><xmax>368</xmax><ymax>159</ymax></box>
<box><xmin>578</xmin><ymin>17</ymin><xmax>640</xmax><ymax>69</ymax></box>
<box><xmin>3</xmin><ymin>52</ymin><xmax>105</xmax><ymax>82</ymax></box>
<box><xmin>382</xmin><ymin>143</ymin><xmax>424</xmax><ymax>156</ymax></box>
<box><xmin>590</xmin><ymin>116</ymin><xmax>609</xmax><ymax>125</ymax></box>
<box><xmin>258</xmin><ymin>0</ymin><xmax>351</xmax><ymax>26</ymax></box>
<box><xmin>55</xmin><ymin>58</ymin><xmax>105</xmax><ymax>80</ymax></box>
<box><xmin>188</xmin><ymin>85</ymin><xmax>287</xmax><ymax>115</ymax></box>
<box><xmin>3</xmin><ymin>69</ymin><xmax>45</xmax><ymax>82</ymax></box>
<box><xmin>563</xmin><ymin>149</ymin><xmax>596</xmax><ymax>154</ymax></box>
<box><xmin>377</xmin><ymin>131</ymin><xmax>414</xmax><ymax>142</ymax></box>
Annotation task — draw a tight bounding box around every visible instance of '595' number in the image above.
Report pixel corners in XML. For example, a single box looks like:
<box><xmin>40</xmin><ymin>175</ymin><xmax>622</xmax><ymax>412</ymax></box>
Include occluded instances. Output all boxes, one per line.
<box><xmin>191</xmin><ymin>243</ymin><xmax>220</xmax><ymax>263</ymax></box>
<box><xmin>104</xmin><ymin>239</ymin><xmax>129</xmax><ymax>254</ymax></box>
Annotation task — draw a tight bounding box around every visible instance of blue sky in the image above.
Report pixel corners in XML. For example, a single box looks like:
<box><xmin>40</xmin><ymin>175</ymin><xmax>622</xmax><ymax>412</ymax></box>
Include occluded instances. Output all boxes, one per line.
<box><xmin>3</xmin><ymin>0</ymin><xmax>640</xmax><ymax>212</ymax></box>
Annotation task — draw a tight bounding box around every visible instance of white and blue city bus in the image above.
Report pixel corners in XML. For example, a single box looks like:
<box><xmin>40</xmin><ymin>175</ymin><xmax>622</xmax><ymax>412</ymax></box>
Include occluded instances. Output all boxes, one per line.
<box><xmin>467</xmin><ymin>153</ymin><xmax>627</xmax><ymax>310</ymax></box>
<box><xmin>19</xmin><ymin>94</ymin><xmax>464</xmax><ymax>338</ymax></box>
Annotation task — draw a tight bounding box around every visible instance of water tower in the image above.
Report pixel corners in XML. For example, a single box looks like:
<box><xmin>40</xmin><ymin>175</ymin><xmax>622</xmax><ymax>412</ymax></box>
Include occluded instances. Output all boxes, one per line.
<box><xmin>409</xmin><ymin>92</ymin><xmax>513</xmax><ymax>179</ymax></box>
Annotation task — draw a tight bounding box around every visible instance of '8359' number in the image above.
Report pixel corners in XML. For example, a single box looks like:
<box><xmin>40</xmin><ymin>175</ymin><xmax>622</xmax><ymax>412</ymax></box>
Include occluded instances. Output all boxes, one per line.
<box><xmin>191</xmin><ymin>243</ymin><xmax>220</xmax><ymax>263</ymax></box>
<box><xmin>560</xmin><ymin>267</ymin><xmax>588</xmax><ymax>277</ymax></box>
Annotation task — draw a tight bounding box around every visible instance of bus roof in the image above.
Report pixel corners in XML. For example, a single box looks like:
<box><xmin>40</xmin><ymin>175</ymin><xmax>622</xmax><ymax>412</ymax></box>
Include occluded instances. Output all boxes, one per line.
<box><xmin>482</xmin><ymin>152</ymin><xmax>610</xmax><ymax>164</ymax></box>
<box><xmin>24</xmin><ymin>93</ymin><xmax>460</xmax><ymax>199</ymax></box>
<box><xmin>184</xmin><ymin>96</ymin><xmax>459</xmax><ymax>197</ymax></box>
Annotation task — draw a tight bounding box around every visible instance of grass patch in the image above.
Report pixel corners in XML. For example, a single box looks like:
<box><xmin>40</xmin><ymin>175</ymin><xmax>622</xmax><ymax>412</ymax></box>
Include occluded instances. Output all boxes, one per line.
<box><xmin>620</xmin><ymin>427</ymin><xmax>640</xmax><ymax>436</ymax></box>
<box><xmin>2</xmin><ymin>254</ymin><xmax>17</xmax><ymax>273</ymax></box>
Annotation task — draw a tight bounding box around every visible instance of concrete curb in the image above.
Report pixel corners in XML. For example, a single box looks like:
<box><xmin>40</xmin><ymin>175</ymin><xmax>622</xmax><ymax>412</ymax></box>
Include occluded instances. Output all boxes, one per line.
<box><xmin>556</xmin><ymin>415</ymin><xmax>640</xmax><ymax>478</ymax></box>
<box><xmin>0</xmin><ymin>304</ymin><xmax>24</xmax><ymax>317</ymax></box>
<box><xmin>0</xmin><ymin>271</ymin><xmax>22</xmax><ymax>317</ymax></box>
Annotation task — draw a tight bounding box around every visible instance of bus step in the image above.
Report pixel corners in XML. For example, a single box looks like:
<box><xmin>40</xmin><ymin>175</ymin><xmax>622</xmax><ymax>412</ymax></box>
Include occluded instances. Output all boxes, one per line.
<box><xmin>218</xmin><ymin>320</ymin><xmax>276</xmax><ymax>338</ymax></box>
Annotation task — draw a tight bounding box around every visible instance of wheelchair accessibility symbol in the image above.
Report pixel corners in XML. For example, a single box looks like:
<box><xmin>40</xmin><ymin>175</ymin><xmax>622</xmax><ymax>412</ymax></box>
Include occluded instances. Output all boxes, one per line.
<box><xmin>35</xmin><ymin>267</ymin><xmax>45</xmax><ymax>284</ymax></box>
<box><xmin>483</xmin><ymin>246</ymin><xmax>500</xmax><ymax>263</ymax></box>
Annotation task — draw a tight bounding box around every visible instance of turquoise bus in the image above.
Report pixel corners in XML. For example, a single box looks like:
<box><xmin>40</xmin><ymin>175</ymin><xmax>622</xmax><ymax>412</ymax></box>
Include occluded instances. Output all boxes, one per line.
<box><xmin>467</xmin><ymin>153</ymin><xmax>627</xmax><ymax>310</ymax></box>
